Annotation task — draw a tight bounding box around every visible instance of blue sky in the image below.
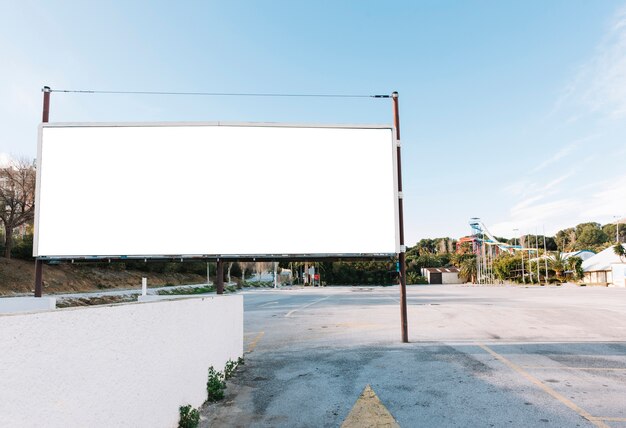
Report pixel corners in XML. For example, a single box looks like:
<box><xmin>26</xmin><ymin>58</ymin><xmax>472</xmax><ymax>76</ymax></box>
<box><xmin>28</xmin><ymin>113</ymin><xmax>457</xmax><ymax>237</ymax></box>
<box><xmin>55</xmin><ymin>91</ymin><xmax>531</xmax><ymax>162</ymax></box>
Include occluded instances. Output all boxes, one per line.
<box><xmin>2</xmin><ymin>1</ymin><xmax>625</xmax><ymax>244</ymax></box>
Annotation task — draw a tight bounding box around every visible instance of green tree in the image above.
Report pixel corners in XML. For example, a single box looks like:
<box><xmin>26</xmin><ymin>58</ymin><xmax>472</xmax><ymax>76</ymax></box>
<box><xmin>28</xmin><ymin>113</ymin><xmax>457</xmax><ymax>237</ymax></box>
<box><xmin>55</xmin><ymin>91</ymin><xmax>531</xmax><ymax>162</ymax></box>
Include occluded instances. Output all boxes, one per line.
<box><xmin>458</xmin><ymin>256</ymin><xmax>477</xmax><ymax>283</ymax></box>
<box><xmin>603</xmin><ymin>223</ymin><xmax>626</xmax><ymax>244</ymax></box>
<box><xmin>493</xmin><ymin>253</ymin><xmax>520</xmax><ymax>281</ymax></box>
<box><xmin>555</xmin><ymin>227</ymin><xmax>576</xmax><ymax>252</ymax></box>
<box><xmin>614</xmin><ymin>243</ymin><xmax>625</xmax><ymax>262</ymax></box>
<box><xmin>574</xmin><ymin>222</ymin><xmax>609</xmax><ymax>251</ymax></box>
<box><xmin>566</xmin><ymin>256</ymin><xmax>583</xmax><ymax>280</ymax></box>
<box><xmin>548</xmin><ymin>252</ymin><xmax>567</xmax><ymax>281</ymax></box>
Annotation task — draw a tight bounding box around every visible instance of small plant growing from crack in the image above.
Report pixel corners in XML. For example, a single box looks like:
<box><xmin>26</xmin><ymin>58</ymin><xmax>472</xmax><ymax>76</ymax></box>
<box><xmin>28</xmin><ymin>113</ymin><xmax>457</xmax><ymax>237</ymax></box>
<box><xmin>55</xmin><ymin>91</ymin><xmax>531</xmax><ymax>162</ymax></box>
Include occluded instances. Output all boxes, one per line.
<box><xmin>206</xmin><ymin>366</ymin><xmax>226</xmax><ymax>402</ymax></box>
<box><xmin>224</xmin><ymin>356</ymin><xmax>245</xmax><ymax>380</ymax></box>
<box><xmin>224</xmin><ymin>360</ymin><xmax>236</xmax><ymax>380</ymax></box>
<box><xmin>178</xmin><ymin>404</ymin><xmax>200</xmax><ymax>428</ymax></box>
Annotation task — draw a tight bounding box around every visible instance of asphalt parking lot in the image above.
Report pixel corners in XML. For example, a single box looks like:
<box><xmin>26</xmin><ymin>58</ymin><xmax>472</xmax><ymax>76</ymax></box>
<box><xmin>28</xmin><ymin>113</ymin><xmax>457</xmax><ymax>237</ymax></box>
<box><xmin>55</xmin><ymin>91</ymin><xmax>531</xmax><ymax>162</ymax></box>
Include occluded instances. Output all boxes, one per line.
<box><xmin>201</xmin><ymin>285</ymin><xmax>626</xmax><ymax>427</ymax></box>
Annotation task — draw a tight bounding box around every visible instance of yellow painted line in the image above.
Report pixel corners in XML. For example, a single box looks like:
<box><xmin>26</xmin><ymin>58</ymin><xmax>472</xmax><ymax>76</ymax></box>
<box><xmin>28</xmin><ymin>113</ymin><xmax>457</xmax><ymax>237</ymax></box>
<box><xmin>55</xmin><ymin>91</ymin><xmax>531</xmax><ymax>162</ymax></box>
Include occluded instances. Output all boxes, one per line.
<box><xmin>478</xmin><ymin>344</ymin><xmax>609</xmax><ymax>428</ymax></box>
<box><xmin>285</xmin><ymin>296</ymin><xmax>330</xmax><ymax>317</ymax></box>
<box><xmin>246</xmin><ymin>331</ymin><xmax>264</xmax><ymax>354</ymax></box>
<box><xmin>341</xmin><ymin>385</ymin><xmax>399</xmax><ymax>428</ymax></box>
<box><xmin>522</xmin><ymin>366</ymin><xmax>626</xmax><ymax>371</ymax></box>
<box><xmin>590</xmin><ymin>417</ymin><xmax>626</xmax><ymax>422</ymax></box>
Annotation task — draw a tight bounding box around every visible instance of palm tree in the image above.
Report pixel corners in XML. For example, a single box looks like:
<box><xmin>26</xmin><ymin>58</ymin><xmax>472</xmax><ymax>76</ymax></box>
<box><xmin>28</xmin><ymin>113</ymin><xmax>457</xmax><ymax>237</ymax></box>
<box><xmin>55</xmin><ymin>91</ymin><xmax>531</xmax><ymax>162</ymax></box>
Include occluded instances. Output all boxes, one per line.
<box><xmin>459</xmin><ymin>257</ymin><xmax>477</xmax><ymax>283</ymax></box>
<box><xmin>614</xmin><ymin>243</ymin><xmax>625</xmax><ymax>263</ymax></box>
<box><xmin>549</xmin><ymin>251</ymin><xmax>566</xmax><ymax>281</ymax></box>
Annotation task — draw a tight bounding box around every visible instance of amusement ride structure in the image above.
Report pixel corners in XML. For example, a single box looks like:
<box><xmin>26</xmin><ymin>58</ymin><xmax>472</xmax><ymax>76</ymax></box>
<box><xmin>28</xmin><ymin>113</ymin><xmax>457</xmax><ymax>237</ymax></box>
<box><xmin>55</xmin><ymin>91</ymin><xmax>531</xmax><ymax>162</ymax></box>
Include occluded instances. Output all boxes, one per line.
<box><xmin>458</xmin><ymin>218</ymin><xmax>542</xmax><ymax>284</ymax></box>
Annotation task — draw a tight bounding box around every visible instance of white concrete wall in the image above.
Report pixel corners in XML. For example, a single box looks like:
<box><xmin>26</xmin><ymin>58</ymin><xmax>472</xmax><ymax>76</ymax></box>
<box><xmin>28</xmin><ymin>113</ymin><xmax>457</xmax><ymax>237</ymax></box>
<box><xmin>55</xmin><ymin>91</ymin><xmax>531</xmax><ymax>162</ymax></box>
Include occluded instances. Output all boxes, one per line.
<box><xmin>442</xmin><ymin>272</ymin><xmax>462</xmax><ymax>284</ymax></box>
<box><xmin>0</xmin><ymin>296</ymin><xmax>56</xmax><ymax>313</ymax></box>
<box><xmin>611</xmin><ymin>264</ymin><xmax>626</xmax><ymax>287</ymax></box>
<box><xmin>0</xmin><ymin>295</ymin><xmax>243</xmax><ymax>428</ymax></box>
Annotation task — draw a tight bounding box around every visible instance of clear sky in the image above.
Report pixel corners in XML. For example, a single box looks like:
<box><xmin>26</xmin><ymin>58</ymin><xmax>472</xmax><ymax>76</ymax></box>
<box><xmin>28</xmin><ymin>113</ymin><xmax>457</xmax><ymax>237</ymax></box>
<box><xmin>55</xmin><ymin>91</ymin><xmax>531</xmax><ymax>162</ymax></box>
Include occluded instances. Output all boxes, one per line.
<box><xmin>1</xmin><ymin>1</ymin><xmax>625</xmax><ymax>245</ymax></box>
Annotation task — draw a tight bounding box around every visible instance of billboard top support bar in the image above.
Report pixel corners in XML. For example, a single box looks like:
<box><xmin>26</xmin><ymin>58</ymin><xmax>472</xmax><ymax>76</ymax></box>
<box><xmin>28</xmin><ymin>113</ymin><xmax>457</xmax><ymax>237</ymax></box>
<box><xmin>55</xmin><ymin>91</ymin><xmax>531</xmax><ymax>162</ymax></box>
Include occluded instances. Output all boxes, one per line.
<box><xmin>46</xmin><ymin>87</ymin><xmax>393</xmax><ymax>99</ymax></box>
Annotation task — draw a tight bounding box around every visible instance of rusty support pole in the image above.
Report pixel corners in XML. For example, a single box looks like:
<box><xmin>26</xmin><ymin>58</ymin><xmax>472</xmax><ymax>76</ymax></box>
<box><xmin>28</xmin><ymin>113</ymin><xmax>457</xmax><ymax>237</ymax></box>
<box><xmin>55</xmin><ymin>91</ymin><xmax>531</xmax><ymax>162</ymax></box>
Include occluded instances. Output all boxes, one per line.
<box><xmin>34</xmin><ymin>86</ymin><xmax>51</xmax><ymax>297</ymax></box>
<box><xmin>216</xmin><ymin>259</ymin><xmax>224</xmax><ymax>294</ymax></box>
<box><xmin>392</xmin><ymin>91</ymin><xmax>409</xmax><ymax>343</ymax></box>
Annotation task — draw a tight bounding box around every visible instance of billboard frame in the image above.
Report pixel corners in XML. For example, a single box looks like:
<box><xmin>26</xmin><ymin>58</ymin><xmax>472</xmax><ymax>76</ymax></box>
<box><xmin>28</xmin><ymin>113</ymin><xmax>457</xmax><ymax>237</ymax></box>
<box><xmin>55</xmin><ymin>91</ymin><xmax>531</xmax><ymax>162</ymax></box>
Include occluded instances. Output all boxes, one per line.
<box><xmin>34</xmin><ymin>121</ymin><xmax>400</xmax><ymax>260</ymax></box>
<box><xmin>32</xmin><ymin>87</ymin><xmax>409</xmax><ymax>344</ymax></box>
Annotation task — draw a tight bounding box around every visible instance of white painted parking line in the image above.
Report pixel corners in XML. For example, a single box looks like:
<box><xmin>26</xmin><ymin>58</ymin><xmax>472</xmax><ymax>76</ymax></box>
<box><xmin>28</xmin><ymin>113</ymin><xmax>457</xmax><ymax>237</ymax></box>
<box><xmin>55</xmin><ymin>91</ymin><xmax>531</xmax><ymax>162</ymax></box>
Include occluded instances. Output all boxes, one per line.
<box><xmin>258</xmin><ymin>301</ymin><xmax>279</xmax><ymax>307</ymax></box>
<box><xmin>285</xmin><ymin>296</ymin><xmax>330</xmax><ymax>317</ymax></box>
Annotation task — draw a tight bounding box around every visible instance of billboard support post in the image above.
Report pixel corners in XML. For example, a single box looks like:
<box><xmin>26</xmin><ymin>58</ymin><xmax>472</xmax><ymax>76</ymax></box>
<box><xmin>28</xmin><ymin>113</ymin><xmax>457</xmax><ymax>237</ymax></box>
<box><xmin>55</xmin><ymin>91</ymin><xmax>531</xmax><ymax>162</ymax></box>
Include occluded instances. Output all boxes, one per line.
<box><xmin>216</xmin><ymin>259</ymin><xmax>224</xmax><ymax>294</ymax></box>
<box><xmin>34</xmin><ymin>86</ymin><xmax>51</xmax><ymax>298</ymax></box>
<box><xmin>392</xmin><ymin>91</ymin><xmax>409</xmax><ymax>343</ymax></box>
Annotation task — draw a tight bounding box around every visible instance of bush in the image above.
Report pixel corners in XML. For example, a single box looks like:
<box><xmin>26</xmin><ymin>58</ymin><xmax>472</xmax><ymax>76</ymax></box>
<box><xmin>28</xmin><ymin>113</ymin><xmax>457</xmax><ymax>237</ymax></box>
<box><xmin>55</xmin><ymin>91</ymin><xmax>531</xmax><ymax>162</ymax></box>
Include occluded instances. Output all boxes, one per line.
<box><xmin>206</xmin><ymin>366</ymin><xmax>226</xmax><ymax>402</ymax></box>
<box><xmin>1</xmin><ymin>233</ymin><xmax>35</xmax><ymax>260</ymax></box>
<box><xmin>158</xmin><ymin>285</ymin><xmax>214</xmax><ymax>295</ymax></box>
<box><xmin>224</xmin><ymin>359</ymin><xmax>238</xmax><ymax>380</ymax></box>
<box><xmin>178</xmin><ymin>405</ymin><xmax>199</xmax><ymax>428</ymax></box>
<box><xmin>407</xmin><ymin>272</ymin><xmax>428</xmax><ymax>284</ymax></box>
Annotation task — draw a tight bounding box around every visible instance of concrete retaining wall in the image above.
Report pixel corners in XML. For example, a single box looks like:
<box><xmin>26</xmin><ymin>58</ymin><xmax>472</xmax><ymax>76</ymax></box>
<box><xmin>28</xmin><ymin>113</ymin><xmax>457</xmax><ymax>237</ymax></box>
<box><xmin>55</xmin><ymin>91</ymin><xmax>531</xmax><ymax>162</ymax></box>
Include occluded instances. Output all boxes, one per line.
<box><xmin>0</xmin><ymin>295</ymin><xmax>243</xmax><ymax>428</ymax></box>
<box><xmin>0</xmin><ymin>296</ymin><xmax>56</xmax><ymax>313</ymax></box>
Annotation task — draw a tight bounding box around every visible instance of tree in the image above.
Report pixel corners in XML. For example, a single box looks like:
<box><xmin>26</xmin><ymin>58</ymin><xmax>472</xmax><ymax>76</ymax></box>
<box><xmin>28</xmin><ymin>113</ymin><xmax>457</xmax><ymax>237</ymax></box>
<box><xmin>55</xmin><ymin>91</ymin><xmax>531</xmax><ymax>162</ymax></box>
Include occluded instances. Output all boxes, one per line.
<box><xmin>604</xmin><ymin>223</ymin><xmax>626</xmax><ymax>245</ymax></box>
<box><xmin>548</xmin><ymin>252</ymin><xmax>566</xmax><ymax>281</ymax></box>
<box><xmin>227</xmin><ymin>262</ymin><xmax>233</xmax><ymax>284</ymax></box>
<box><xmin>566</xmin><ymin>256</ymin><xmax>583</xmax><ymax>281</ymax></box>
<box><xmin>0</xmin><ymin>159</ymin><xmax>36</xmax><ymax>258</ymax></box>
<box><xmin>493</xmin><ymin>253</ymin><xmax>518</xmax><ymax>281</ymax></box>
<box><xmin>414</xmin><ymin>238</ymin><xmax>436</xmax><ymax>254</ymax></box>
<box><xmin>614</xmin><ymin>243</ymin><xmax>625</xmax><ymax>263</ymax></box>
<box><xmin>574</xmin><ymin>222</ymin><xmax>609</xmax><ymax>251</ymax></box>
<box><xmin>458</xmin><ymin>256</ymin><xmax>477</xmax><ymax>283</ymax></box>
<box><xmin>555</xmin><ymin>228</ymin><xmax>576</xmax><ymax>252</ymax></box>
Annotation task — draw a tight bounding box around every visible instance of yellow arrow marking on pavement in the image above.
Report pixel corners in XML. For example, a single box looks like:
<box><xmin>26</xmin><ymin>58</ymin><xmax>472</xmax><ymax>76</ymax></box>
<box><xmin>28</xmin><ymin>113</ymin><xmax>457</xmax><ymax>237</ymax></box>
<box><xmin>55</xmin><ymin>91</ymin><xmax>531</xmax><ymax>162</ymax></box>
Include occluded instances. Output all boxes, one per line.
<box><xmin>341</xmin><ymin>385</ymin><xmax>400</xmax><ymax>428</ymax></box>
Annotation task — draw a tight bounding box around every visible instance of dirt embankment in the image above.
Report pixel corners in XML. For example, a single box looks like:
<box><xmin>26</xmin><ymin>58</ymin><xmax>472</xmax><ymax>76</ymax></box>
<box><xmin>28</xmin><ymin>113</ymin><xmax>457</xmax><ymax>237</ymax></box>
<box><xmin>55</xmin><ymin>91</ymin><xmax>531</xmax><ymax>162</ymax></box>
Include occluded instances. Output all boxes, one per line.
<box><xmin>0</xmin><ymin>258</ymin><xmax>206</xmax><ymax>296</ymax></box>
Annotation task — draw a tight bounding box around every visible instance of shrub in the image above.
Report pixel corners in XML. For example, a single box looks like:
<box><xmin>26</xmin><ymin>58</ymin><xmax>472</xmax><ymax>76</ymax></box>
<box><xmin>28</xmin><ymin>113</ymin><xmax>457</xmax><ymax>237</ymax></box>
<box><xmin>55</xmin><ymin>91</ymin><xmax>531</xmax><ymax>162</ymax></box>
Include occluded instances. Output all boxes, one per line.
<box><xmin>224</xmin><ymin>357</ymin><xmax>244</xmax><ymax>380</ymax></box>
<box><xmin>206</xmin><ymin>366</ymin><xmax>226</xmax><ymax>402</ymax></box>
<box><xmin>4</xmin><ymin>233</ymin><xmax>34</xmax><ymax>260</ymax></box>
<box><xmin>158</xmin><ymin>285</ymin><xmax>215</xmax><ymax>295</ymax></box>
<box><xmin>407</xmin><ymin>272</ymin><xmax>428</xmax><ymax>284</ymax></box>
<box><xmin>178</xmin><ymin>405</ymin><xmax>199</xmax><ymax>428</ymax></box>
<box><xmin>224</xmin><ymin>359</ymin><xmax>237</xmax><ymax>380</ymax></box>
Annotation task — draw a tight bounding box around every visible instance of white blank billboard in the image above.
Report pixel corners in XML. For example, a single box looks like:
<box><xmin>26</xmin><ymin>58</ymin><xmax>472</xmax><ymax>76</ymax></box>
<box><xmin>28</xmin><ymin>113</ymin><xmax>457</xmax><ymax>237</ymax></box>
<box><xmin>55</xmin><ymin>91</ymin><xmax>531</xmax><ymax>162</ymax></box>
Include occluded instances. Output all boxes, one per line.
<box><xmin>34</xmin><ymin>123</ymin><xmax>399</xmax><ymax>258</ymax></box>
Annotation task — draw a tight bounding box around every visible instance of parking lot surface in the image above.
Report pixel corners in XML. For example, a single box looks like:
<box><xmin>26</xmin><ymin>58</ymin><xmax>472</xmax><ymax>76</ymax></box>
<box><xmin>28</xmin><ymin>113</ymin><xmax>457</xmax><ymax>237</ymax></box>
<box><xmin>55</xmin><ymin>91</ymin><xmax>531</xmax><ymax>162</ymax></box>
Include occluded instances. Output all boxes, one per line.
<box><xmin>201</xmin><ymin>285</ymin><xmax>626</xmax><ymax>427</ymax></box>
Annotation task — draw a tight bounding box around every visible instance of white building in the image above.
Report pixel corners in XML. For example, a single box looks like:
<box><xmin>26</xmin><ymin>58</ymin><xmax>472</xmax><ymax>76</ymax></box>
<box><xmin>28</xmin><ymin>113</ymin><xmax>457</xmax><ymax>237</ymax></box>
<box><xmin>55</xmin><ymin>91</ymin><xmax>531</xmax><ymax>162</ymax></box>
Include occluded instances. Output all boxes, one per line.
<box><xmin>421</xmin><ymin>267</ymin><xmax>462</xmax><ymax>284</ymax></box>
<box><xmin>561</xmin><ymin>250</ymin><xmax>595</xmax><ymax>262</ymax></box>
<box><xmin>582</xmin><ymin>244</ymin><xmax>626</xmax><ymax>287</ymax></box>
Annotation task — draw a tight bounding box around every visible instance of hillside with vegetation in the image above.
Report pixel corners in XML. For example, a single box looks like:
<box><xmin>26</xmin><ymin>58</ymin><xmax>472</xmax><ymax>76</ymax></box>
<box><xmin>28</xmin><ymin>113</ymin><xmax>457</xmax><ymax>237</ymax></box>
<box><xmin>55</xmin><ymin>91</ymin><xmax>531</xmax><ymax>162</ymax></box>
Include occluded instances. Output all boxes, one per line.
<box><xmin>402</xmin><ymin>221</ymin><xmax>623</xmax><ymax>284</ymax></box>
<box><xmin>0</xmin><ymin>155</ymin><xmax>622</xmax><ymax>290</ymax></box>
